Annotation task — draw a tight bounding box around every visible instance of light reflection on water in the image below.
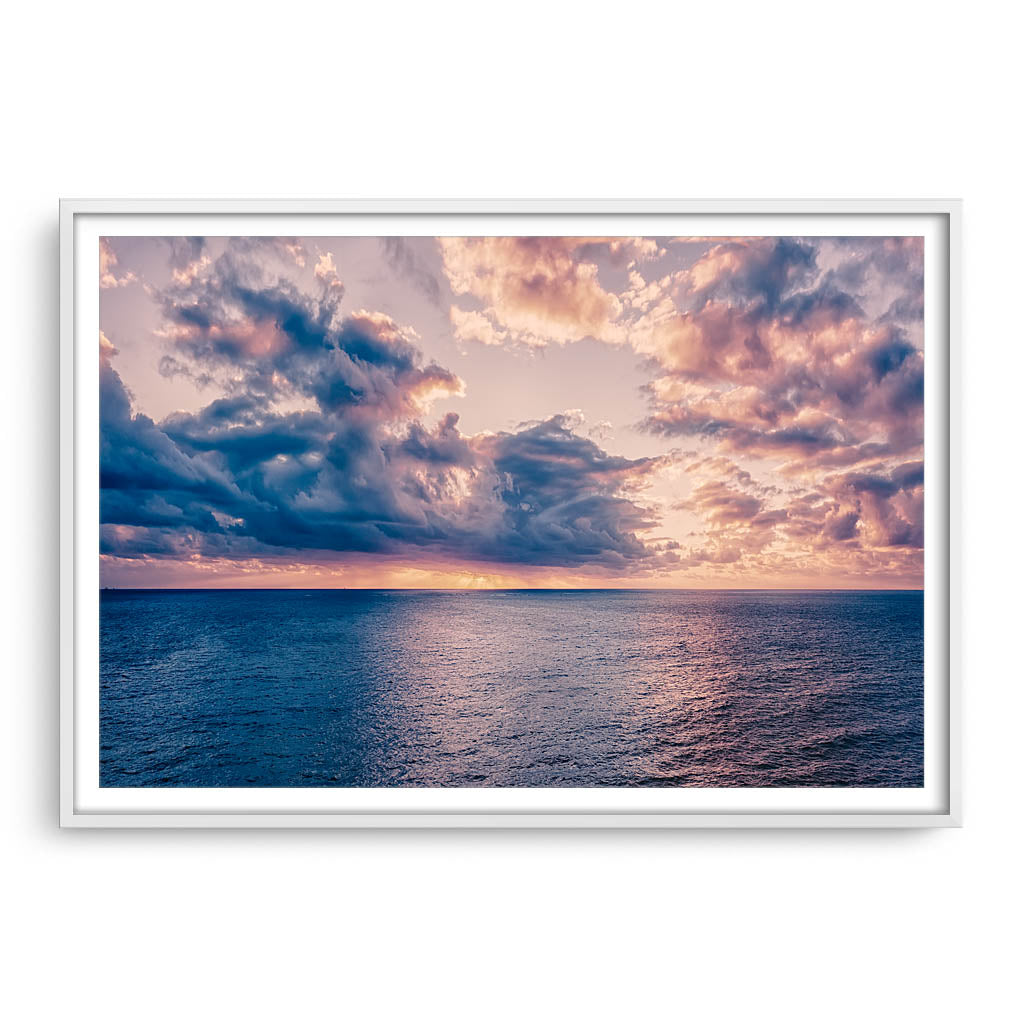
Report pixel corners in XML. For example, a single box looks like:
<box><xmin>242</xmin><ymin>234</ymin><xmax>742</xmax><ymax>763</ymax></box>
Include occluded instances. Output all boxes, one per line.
<box><xmin>100</xmin><ymin>589</ymin><xmax>923</xmax><ymax>787</ymax></box>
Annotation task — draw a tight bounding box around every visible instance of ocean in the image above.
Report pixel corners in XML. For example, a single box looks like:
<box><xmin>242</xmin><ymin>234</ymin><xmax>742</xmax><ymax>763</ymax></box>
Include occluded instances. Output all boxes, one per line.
<box><xmin>99</xmin><ymin>589</ymin><xmax>924</xmax><ymax>788</ymax></box>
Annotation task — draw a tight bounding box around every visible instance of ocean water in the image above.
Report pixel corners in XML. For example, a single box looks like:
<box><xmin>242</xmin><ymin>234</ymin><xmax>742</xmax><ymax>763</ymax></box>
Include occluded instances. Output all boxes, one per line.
<box><xmin>99</xmin><ymin>589</ymin><xmax>924</xmax><ymax>788</ymax></box>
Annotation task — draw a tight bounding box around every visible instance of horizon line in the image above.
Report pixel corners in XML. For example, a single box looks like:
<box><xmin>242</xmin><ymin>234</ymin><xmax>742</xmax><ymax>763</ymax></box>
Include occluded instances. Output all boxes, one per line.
<box><xmin>100</xmin><ymin>585</ymin><xmax>925</xmax><ymax>593</ymax></box>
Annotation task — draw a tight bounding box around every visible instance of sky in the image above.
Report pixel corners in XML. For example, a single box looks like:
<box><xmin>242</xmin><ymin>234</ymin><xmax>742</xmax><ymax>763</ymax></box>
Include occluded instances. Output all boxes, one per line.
<box><xmin>98</xmin><ymin>234</ymin><xmax>925</xmax><ymax>589</ymax></box>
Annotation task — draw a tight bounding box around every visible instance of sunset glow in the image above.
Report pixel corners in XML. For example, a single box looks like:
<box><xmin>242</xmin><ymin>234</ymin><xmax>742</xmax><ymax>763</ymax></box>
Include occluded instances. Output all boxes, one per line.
<box><xmin>99</xmin><ymin>235</ymin><xmax>924</xmax><ymax>589</ymax></box>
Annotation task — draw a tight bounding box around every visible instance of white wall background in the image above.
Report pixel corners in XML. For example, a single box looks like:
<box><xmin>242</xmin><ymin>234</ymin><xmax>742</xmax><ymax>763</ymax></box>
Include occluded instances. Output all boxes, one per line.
<box><xmin>3</xmin><ymin>2</ymin><xmax>1020</xmax><ymax>1020</ymax></box>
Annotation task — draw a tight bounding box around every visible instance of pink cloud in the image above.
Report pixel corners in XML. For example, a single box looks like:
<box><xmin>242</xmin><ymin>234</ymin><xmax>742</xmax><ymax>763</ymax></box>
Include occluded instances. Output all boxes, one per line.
<box><xmin>99</xmin><ymin>238</ymin><xmax>137</xmax><ymax>289</ymax></box>
<box><xmin>440</xmin><ymin>237</ymin><xmax>627</xmax><ymax>345</ymax></box>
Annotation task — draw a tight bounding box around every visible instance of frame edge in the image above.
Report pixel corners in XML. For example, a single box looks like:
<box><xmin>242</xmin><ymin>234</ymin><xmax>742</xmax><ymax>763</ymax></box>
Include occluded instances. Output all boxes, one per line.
<box><xmin>59</xmin><ymin>199</ymin><xmax>962</xmax><ymax>829</ymax></box>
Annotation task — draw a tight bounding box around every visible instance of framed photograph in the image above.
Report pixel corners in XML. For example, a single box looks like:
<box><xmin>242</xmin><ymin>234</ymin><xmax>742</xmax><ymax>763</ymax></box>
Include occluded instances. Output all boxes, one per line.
<box><xmin>60</xmin><ymin>200</ymin><xmax>960</xmax><ymax>827</ymax></box>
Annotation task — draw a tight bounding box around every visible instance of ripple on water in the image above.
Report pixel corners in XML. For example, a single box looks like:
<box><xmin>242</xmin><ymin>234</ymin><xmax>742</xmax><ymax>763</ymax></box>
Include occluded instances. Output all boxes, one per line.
<box><xmin>99</xmin><ymin>589</ymin><xmax>924</xmax><ymax>788</ymax></box>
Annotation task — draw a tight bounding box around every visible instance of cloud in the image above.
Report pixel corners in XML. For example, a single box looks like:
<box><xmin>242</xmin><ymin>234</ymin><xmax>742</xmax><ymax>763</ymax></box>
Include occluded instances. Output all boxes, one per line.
<box><xmin>636</xmin><ymin>237</ymin><xmax>924</xmax><ymax>480</ymax></box>
<box><xmin>470</xmin><ymin>414</ymin><xmax>677</xmax><ymax>569</ymax></box>
<box><xmin>99</xmin><ymin>239</ymin><xmax>137</xmax><ymax>289</ymax></box>
<box><xmin>449</xmin><ymin>306</ymin><xmax>508</xmax><ymax>347</ymax></box>
<box><xmin>100</xmin><ymin>242</ymin><xmax>671</xmax><ymax>574</ymax></box>
<box><xmin>99</xmin><ymin>330</ymin><xmax>117</xmax><ymax>359</ymax></box>
<box><xmin>313</xmin><ymin>249</ymin><xmax>344</xmax><ymax>292</ymax></box>
<box><xmin>153</xmin><ymin>245</ymin><xmax>461</xmax><ymax>421</ymax></box>
<box><xmin>164</xmin><ymin>237</ymin><xmax>209</xmax><ymax>285</ymax></box>
<box><xmin>668</xmin><ymin>449</ymin><xmax>924</xmax><ymax>578</ymax></box>
<box><xmin>652</xmin><ymin>245</ymin><xmax>925</xmax><ymax>581</ymax></box>
<box><xmin>380</xmin><ymin>237</ymin><xmax>442</xmax><ymax>305</ymax></box>
<box><xmin>439</xmin><ymin>237</ymin><xmax>629</xmax><ymax>345</ymax></box>
<box><xmin>284</xmin><ymin>242</ymin><xmax>306</xmax><ymax>267</ymax></box>
<box><xmin>100</xmin><ymin>234</ymin><xmax>925</xmax><ymax>586</ymax></box>
<box><xmin>684</xmin><ymin>237</ymin><xmax>818</xmax><ymax>309</ymax></box>
<box><xmin>100</xmin><ymin>356</ymin><xmax>243</xmax><ymax>545</ymax></box>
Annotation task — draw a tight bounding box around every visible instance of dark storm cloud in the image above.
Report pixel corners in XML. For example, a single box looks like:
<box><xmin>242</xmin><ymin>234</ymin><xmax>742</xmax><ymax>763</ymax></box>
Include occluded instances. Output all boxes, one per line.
<box><xmin>487</xmin><ymin>413</ymin><xmax>653</xmax><ymax>506</ymax></box>
<box><xmin>471</xmin><ymin>414</ymin><xmax>677</xmax><ymax>569</ymax></box>
<box><xmin>387</xmin><ymin>412</ymin><xmax>475</xmax><ymax>468</ymax></box>
<box><xmin>102</xmin><ymin>380</ymin><xmax>671</xmax><ymax>569</ymax></box>
<box><xmin>163</xmin><ymin>403</ymin><xmax>333</xmax><ymax>473</ymax></box>
<box><xmin>100</xmin><ymin>359</ymin><xmax>236</xmax><ymax>502</ymax></box>
<box><xmin>158</xmin><ymin>246</ymin><xmax>460</xmax><ymax>420</ymax></box>
<box><xmin>100</xmin><ymin>245</ymin><xmax>671</xmax><ymax>572</ymax></box>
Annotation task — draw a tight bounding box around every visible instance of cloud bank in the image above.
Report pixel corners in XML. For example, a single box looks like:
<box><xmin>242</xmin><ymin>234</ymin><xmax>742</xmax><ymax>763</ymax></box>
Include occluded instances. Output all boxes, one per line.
<box><xmin>635</xmin><ymin>238</ymin><xmax>924</xmax><ymax>578</ymax></box>
<box><xmin>100</xmin><ymin>239</ymin><xmax>674</xmax><ymax>578</ymax></box>
<box><xmin>100</xmin><ymin>233</ymin><xmax>925</xmax><ymax>586</ymax></box>
<box><xmin>436</xmin><ymin>234</ymin><xmax>924</xmax><ymax>582</ymax></box>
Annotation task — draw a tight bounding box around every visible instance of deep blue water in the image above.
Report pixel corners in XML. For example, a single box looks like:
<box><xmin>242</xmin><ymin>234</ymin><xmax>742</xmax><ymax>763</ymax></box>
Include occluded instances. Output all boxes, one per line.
<box><xmin>99</xmin><ymin>589</ymin><xmax>924</xmax><ymax>787</ymax></box>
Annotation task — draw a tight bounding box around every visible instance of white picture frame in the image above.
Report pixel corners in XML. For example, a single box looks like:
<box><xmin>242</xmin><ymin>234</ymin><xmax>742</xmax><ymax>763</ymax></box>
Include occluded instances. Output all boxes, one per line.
<box><xmin>60</xmin><ymin>199</ymin><xmax>961</xmax><ymax>828</ymax></box>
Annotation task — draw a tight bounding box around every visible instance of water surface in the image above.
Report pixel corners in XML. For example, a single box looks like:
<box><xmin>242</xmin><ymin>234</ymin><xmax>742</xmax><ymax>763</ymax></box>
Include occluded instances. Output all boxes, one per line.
<box><xmin>100</xmin><ymin>589</ymin><xmax>923</xmax><ymax>787</ymax></box>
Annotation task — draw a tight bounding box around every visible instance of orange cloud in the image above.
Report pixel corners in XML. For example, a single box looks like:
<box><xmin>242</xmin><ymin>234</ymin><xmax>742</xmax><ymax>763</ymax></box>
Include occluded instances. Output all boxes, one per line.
<box><xmin>440</xmin><ymin>237</ymin><xmax>627</xmax><ymax>345</ymax></box>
